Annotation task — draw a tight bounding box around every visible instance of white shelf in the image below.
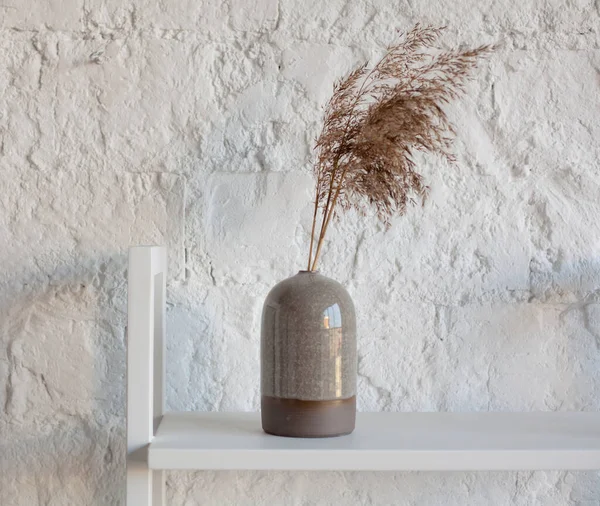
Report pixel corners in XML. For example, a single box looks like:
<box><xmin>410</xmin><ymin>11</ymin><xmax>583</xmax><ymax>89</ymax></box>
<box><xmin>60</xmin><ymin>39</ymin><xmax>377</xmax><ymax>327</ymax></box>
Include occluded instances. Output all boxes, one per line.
<box><xmin>126</xmin><ymin>247</ymin><xmax>600</xmax><ymax>505</ymax></box>
<box><xmin>148</xmin><ymin>411</ymin><xmax>600</xmax><ymax>471</ymax></box>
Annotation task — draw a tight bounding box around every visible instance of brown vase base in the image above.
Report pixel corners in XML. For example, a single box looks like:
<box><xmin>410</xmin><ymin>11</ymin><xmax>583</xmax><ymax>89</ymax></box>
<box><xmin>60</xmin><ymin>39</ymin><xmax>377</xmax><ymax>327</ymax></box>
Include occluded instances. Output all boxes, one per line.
<box><xmin>261</xmin><ymin>395</ymin><xmax>356</xmax><ymax>438</ymax></box>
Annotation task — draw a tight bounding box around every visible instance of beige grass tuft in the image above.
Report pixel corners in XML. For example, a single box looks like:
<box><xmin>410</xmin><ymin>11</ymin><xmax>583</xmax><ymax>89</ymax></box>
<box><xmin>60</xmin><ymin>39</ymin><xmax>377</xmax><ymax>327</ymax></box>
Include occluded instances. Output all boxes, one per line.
<box><xmin>307</xmin><ymin>25</ymin><xmax>494</xmax><ymax>271</ymax></box>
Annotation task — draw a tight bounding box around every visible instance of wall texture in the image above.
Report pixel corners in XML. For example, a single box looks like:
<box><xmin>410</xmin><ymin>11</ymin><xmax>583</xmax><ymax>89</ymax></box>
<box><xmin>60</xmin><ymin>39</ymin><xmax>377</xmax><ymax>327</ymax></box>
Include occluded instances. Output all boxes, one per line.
<box><xmin>1</xmin><ymin>0</ymin><xmax>600</xmax><ymax>504</ymax></box>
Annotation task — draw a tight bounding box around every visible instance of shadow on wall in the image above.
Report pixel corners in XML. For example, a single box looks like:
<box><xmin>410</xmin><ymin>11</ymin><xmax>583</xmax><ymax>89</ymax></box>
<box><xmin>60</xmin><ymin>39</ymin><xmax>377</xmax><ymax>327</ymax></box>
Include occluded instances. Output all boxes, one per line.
<box><xmin>553</xmin><ymin>260</ymin><xmax>600</xmax><ymax>412</ymax></box>
<box><xmin>0</xmin><ymin>247</ymin><xmax>221</xmax><ymax>505</ymax></box>
<box><xmin>0</xmin><ymin>253</ymin><xmax>129</xmax><ymax>505</ymax></box>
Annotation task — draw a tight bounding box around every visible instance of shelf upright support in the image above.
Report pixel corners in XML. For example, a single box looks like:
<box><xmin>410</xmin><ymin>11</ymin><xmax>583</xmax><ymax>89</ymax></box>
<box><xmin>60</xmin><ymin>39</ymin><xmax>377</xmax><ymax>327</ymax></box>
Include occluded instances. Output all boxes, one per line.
<box><xmin>127</xmin><ymin>246</ymin><xmax>167</xmax><ymax>506</ymax></box>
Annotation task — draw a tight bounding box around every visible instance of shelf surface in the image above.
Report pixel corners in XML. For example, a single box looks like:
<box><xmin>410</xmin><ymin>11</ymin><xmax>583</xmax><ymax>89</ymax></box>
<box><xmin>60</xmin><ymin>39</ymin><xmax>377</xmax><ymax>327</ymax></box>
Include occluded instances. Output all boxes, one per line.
<box><xmin>148</xmin><ymin>411</ymin><xmax>600</xmax><ymax>471</ymax></box>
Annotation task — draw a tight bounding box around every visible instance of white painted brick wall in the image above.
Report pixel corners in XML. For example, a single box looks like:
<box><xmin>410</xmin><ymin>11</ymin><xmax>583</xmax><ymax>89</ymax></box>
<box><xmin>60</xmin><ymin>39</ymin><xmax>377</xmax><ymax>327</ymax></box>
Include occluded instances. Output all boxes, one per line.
<box><xmin>1</xmin><ymin>1</ymin><xmax>600</xmax><ymax>504</ymax></box>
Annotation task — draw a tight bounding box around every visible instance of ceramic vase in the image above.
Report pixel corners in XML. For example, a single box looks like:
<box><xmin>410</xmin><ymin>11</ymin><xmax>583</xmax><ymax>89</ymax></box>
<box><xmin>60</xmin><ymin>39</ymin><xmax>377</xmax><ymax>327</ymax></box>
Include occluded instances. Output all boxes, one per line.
<box><xmin>260</xmin><ymin>270</ymin><xmax>357</xmax><ymax>437</ymax></box>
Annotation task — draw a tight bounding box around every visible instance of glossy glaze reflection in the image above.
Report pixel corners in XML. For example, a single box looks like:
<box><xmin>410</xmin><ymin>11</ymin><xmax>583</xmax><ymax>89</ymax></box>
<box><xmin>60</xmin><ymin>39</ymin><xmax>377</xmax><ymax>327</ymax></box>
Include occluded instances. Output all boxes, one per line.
<box><xmin>261</xmin><ymin>271</ymin><xmax>357</xmax><ymax>402</ymax></box>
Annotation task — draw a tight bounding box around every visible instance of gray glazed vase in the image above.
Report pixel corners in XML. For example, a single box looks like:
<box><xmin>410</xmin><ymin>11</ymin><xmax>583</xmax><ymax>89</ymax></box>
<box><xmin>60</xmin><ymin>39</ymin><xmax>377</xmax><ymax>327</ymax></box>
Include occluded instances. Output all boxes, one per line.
<box><xmin>260</xmin><ymin>271</ymin><xmax>357</xmax><ymax>437</ymax></box>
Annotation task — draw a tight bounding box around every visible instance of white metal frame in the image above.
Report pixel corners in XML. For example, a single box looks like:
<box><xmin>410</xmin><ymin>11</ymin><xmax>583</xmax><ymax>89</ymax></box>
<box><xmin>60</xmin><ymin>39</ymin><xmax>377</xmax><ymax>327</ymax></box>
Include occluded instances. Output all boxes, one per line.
<box><xmin>127</xmin><ymin>246</ymin><xmax>167</xmax><ymax>506</ymax></box>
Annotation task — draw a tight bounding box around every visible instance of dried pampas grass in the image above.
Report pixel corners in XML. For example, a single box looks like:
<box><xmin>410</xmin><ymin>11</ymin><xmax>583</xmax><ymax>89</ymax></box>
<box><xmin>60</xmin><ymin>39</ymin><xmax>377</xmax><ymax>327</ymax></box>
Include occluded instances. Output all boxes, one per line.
<box><xmin>307</xmin><ymin>25</ymin><xmax>494</xmax><ymax>271</ymax></box>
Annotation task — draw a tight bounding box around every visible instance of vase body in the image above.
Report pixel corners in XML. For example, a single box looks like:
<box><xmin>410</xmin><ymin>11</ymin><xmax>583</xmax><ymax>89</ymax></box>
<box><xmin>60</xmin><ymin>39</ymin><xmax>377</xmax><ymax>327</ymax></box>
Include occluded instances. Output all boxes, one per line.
<box><xmin>261</xmin><ymin>271</ymin><xmax>357</xmax><ymax>437</ymax></box>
